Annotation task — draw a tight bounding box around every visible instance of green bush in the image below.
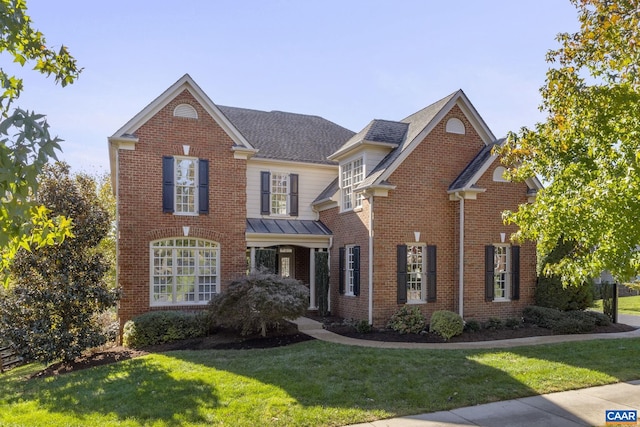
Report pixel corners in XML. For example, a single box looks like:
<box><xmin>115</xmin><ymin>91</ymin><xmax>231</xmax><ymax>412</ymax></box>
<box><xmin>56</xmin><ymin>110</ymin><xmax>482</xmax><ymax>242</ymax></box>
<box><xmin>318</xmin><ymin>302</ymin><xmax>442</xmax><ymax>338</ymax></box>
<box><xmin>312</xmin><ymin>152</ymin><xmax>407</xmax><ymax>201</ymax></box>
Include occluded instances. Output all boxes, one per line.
<box><xmin>464</xmin><ymin>319</ymin><xmax>481</xmax><ymax>332</ymax></box>
<box><xmin>505</xmin><ymin>317</ymin><xmax>522</xmax><ymax>329</ymax></box>
<box><xmin>353</xmin><ymin>319</ymin><xmax>372</xmax><ymax>334</ymax></box>
<box><xmin>387</xmin><ymin>306</ymin><xmax>426</xmax><ymax>334</ymax></box>
<box><xmin>585</xmin><ymin>310</ymin><xmax>611</xmax><ymax>326</ymax></box>
<box><xmin>551</xmin><ymin>311</ymin><xmax>596</xmax><ymax>334</ymax></box>
<box><xmin>536</xmin><ymin>240</ymin><xmax>593</xmax><ymax>311</ymax></box>
<box><xmin>207</xmin><ymin>270</ymin><xmax>309</xmax><ymax>337</ymax></box>
<box><xmin>484</xmin><ymin>317</ymin><xmax>504</xmax><ymax>330</ymax></box>
<box><xmin>523</xmin><ymin>305</ymin><xmax>563</xmax><ymax>328</ymax></box>
<box><xmin>122</xmin><ymin>311</ymin><xmax>207</xmax><ymax>348</ymax></box>
<box><xmin>429</xmin><ymin>310</ymin><xmax>464</xmax><ymax>341</ymax></box>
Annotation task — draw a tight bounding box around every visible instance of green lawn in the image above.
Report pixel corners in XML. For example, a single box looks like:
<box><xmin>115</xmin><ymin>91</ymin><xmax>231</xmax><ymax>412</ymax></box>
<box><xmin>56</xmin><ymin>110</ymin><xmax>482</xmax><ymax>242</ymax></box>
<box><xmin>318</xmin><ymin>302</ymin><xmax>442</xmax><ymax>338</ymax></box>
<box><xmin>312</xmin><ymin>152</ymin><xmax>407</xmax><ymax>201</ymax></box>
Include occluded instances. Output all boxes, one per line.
<box><xmin>1</xmin><ymin>338</ymin><xmax>640</xmax><ymax>426</ymax></box>
<box><xmin>593</xmin><ymin>294</ymin><xmax>640</xmax><ymax>314</ymax></box>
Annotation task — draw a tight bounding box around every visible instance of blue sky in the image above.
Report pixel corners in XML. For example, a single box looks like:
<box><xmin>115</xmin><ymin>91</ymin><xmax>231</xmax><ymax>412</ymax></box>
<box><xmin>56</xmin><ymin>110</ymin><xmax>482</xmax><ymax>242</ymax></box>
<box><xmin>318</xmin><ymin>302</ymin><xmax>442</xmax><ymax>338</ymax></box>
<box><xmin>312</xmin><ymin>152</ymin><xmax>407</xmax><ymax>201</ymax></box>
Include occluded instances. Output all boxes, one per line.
<box><xmin>9</xmin><ymin>0</ymin><xmax>579</xmax><ymax>174</ymax></box>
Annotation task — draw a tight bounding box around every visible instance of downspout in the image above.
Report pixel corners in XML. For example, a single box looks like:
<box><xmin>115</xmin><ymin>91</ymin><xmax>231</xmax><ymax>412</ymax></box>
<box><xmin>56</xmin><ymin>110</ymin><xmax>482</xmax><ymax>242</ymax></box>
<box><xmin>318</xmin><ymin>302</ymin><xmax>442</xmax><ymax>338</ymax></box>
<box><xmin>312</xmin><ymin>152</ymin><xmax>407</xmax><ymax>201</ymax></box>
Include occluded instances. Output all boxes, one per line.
<box><xmin>368</xmin><ymin>194</ymin><xmax>374</xmax><ymax>325</ymax></box>
<box><xmin>454</xmin><ymin>192</ymin><xmax>465</xmax><ymax>318</ymax></box>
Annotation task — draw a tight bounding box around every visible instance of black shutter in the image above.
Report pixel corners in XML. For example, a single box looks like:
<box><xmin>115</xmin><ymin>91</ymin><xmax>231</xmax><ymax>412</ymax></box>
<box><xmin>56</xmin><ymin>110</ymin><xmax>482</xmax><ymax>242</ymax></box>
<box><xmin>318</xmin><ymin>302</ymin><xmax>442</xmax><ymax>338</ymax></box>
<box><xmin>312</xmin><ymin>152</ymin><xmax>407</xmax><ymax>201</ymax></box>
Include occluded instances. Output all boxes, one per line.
<box><xmin>511</xmin><ymin>246</ymin><xmax>520</xmax><ymax>300</ymax></box>
<box><xmin>397</xmin><ymin>244</ymin><xmax>407</xmax><ymax>304</ymax></box>
<box><xmin>426</xmin><ymin>245</ymin><xmax>437</xmax><ymax>302</ymax></box>
<box><xmin>485</xmin><ymin>245</ymin><xmax>495</xmax><ymax>302</ymax></box>
<box><xmin>198</xmin><ymin>159</ymin><xmax>209</xmax><ymax>214</ymax></box>
<box><xmin>353</xmin><ymin>246</ymin><xmax>360</xmax><ymax>296</ymax></box>
<box><xmin>289</xmin><ymin>173</ymin><xmax>299</xmax><ymax>216</ymax></box>
<box><xmin>338</xmin><ymin>247</ymin><xmax>345</xmax><ymax>294</ymax></box>
<box><xmin>260</xmin><ymin>171</ymin><xmax>270</xmax><ymax>215</ymax></box>
<box><xmin>162</xmin><ymin>156</ymin><xmax>174</xmax><ymax>213</ymax></box>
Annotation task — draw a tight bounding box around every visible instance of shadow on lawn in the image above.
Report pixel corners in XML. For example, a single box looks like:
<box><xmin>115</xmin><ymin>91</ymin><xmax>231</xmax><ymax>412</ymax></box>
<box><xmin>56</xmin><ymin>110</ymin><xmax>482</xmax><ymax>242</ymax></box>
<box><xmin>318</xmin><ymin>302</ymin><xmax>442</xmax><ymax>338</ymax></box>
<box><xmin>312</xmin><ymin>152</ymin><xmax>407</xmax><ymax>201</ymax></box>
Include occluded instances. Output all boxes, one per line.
<box><xmin>17</xmin><ymin>355</ymin><xmax>220</xmax><ymax>424</ymax></box>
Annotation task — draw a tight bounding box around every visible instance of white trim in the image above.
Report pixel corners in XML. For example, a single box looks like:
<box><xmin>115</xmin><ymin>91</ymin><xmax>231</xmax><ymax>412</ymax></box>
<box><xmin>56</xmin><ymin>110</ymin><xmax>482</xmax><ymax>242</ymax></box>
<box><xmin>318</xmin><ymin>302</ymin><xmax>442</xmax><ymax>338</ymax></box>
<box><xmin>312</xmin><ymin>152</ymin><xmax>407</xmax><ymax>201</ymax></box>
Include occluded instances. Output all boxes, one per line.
<box><xmin>328</xmin><ymin>139</ymin><xmax>398</xmax><ymax>161</ymax></box>
<box><xmin>246</xmin><ymin>233</ymin><xmax>331</xmax><ymax>249</ymax></box>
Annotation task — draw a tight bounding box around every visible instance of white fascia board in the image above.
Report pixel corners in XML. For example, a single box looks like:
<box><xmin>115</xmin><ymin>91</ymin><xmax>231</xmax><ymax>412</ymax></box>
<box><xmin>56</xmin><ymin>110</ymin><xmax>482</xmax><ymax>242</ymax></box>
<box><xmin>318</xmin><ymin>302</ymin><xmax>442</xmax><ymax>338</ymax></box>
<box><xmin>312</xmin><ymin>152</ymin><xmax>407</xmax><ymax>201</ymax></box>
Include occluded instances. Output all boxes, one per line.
<box><xmin>248</xmin><ymin>156</ymin><xmax>338</xmax><ymax>170</ymax></box>
<box><xmin>107</xmin><ymin>135</ymin><xmax>138</xmax><ymax>192</ymax></box>
<box><xmin>110</xmin><ymin>74</ymin><xmax>254</xmax><ymax>151</ymax></box>
<box><xmin>328</xmin><ymin>139</ymin><xmax>397</xmax><ymax>162</ymax></box>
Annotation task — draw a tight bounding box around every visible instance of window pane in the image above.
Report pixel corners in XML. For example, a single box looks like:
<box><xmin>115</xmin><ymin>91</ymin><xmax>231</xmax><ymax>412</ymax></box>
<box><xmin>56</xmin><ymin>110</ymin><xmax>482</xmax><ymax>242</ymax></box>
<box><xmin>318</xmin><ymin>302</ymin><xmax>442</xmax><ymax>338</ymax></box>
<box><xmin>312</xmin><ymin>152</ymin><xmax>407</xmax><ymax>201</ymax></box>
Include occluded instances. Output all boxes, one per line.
<box><xmin>407</xmin><ymin>245</ymin><xmax>424</xmax><ymax>302</ymax></box>
<box><xmin>175</xmin><ymin>159</ymin><xmax>197</xmax><ymax>213</ymax></box>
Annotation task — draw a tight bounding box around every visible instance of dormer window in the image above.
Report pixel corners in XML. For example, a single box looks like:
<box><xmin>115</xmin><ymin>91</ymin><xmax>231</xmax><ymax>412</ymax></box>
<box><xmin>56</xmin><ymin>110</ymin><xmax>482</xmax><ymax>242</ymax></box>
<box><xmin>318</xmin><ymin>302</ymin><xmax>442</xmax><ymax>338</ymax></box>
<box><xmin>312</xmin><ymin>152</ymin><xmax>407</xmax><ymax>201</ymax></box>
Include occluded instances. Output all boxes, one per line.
<box><xmin>341</xmin><ymin>157</ymin><xmax>364</xmax><ymax>211</ymax></box>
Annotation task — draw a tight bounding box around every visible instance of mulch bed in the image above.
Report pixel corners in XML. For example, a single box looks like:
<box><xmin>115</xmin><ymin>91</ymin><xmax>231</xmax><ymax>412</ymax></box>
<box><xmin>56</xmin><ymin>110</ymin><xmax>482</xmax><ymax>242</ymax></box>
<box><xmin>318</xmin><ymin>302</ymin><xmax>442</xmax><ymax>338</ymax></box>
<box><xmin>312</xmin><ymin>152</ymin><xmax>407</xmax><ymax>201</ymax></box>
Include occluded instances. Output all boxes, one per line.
<box><xmin>26</xmin><ymin>317</ymin><xmax>637</xmax><ymax>379</ymax></box>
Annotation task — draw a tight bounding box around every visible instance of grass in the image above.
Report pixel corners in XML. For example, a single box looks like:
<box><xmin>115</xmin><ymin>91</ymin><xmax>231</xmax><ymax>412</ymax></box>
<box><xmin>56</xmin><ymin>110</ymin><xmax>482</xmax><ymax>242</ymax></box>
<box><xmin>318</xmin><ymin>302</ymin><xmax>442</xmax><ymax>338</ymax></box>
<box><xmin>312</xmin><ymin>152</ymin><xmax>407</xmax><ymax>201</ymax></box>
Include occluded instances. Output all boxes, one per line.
<box><xmin>1</xmin><ymin>338</ymin><xmax>640</xmax><ymax>426</ymax></box>
<box><xmin>593</xmin><ymin>294</ymin><xmax>640</xmax><ymax>314</ymax></box>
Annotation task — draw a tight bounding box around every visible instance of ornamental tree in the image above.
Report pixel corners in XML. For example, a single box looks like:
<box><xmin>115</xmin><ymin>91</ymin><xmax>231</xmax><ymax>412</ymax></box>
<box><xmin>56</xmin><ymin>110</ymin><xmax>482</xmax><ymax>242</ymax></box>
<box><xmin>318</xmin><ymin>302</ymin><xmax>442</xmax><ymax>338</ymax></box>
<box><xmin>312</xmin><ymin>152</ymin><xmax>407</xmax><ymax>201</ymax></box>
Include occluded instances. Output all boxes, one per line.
<box><xmin>0</xmin><ymin>0</ymin><xmax>81</xmax><ymax>277</ymax></box>
<box><xmin>0</xmin><ymin>163</ymin><xmax>120</xmax><ymax>364</ymax></box>
<box><xmin>498</xmin><ymin>0</ymin><xmax>640</xmax><ymax>285</ymax></box>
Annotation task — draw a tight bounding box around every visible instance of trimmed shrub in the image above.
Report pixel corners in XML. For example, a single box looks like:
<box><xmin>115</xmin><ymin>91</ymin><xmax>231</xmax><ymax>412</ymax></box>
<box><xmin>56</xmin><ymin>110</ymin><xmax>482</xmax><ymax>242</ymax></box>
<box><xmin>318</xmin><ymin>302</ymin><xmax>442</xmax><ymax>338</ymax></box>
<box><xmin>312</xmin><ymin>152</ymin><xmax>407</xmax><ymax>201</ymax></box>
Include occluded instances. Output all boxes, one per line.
<box><xmin>484</xmin><ymin>317</ymin><xmax>504</xmax><ymax>331</ymax></box>
<box><xmin>429</xmin><ymin>310</ymin><xmax>464</xmax><ymax>341</ymax></box>
<box><xmin>505</xmin><ymin>317</ymin><xmax>523</xmax><ymax>330</ymax></box>
<box><xmin>387</xmin><ymin>306</ymin><xmax>426</xmax><ymax>334</ymax></box>
<box><xmin>464</xmin><ymin>319</ymin><xmax>481</xmax><ymax>333</ymax></box>
<box><xmin>585</xmin><ymin>310</ymin><xmax>611</xmax><ymax>326</ymax></box>
<box><xmin>523</xmin><ymin>305</ymin><xmax>563</xmax><ymax>328</ymax></box>
<box><xmin>352</xmin><ymin>319</ymin><xmax>372</xmax><ymax>334</ymax></box>
<box><xmin>551</xmin><ymin>311</ymin><xmax>596</xmax><ymax>334</ymax></box>
<box><xmin>123</xmin><ymin>311</ymin><xmax>207</xmax><ymax>348</ymax></box>
<box><xmin>207</xmin><ymin>270</ymin><xmax>308</xmax><ymax>337</ymax></box>
<box><xmin>536</xmin><ymin>240</ymin><xmax>593</xmax><ymax>311</ymax></box>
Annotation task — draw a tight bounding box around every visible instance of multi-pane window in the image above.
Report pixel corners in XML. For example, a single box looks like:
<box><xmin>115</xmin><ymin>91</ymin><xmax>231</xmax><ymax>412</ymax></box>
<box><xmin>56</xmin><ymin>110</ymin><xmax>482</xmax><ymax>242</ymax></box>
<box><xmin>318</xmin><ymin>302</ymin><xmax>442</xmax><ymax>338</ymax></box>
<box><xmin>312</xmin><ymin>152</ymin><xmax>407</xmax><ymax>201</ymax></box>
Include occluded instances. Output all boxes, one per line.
<box><xmin>493</xmin><ymin>245</ymin><xmax>510</xmax><ymax>299</ymax></box>
<box><xmin>151</xmin><ymin>239</ymin><xmax>219</xmax><ymax>306</ymax></box>
<box><xmin>271</xmin><ymin>172</ymin><xmax>288</xmax><ymax>215</ymax></box>
<box><xmin>341</xmin><ymin>158</ymin><xmax>364</xmax><ymax>211</ymax></box>
<box><xmin>407</xmin><ymin>245</ymin><xmax>426</xmax><ymax>302</ymax></box>
<box><xmin>345</xmin><ymin>245</ymin><xmax>357</xmax><ymax>295</ymax></box>
<box><xmin>175</xmin><ymin>158</ymin><xmax>198</xmax><ymax>214</ymax></box>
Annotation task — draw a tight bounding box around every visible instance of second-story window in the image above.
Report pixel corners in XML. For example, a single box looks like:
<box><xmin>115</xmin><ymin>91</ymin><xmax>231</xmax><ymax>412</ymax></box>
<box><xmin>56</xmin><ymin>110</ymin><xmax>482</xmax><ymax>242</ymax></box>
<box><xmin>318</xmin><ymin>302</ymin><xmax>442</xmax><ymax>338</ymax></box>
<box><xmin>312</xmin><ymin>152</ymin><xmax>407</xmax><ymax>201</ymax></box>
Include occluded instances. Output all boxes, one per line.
<box><xmin>260</xmin><ymin>171</ymin><xmax>298</xmax><ymax>216</ymax></box>
<box><xmin>162</xmin><ymin>156</ymin><xmax>209</xmax><ymax>215</ymax></box>
<box><xmin>341</xmin><ymin>158</ymin><xmax>363</xmax><ymax>211</ymax></box>
<box><xmin>175</xmin><ymin>158</ymin><xmax>197</xmax><ymax>214</ymax></box>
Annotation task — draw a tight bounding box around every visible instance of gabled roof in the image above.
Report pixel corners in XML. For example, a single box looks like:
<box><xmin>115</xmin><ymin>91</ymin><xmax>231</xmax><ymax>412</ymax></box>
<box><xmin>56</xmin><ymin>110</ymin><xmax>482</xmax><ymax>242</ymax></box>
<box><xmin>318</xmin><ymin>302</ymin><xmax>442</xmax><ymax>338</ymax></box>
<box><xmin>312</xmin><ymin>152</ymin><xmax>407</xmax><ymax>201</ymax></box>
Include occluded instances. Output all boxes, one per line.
<box><xmin>219</xmin><ymin>106</ymin><xmax>354</xmax><ymax>165</ymax></box>
<box><xmin>109</xmin><ymin>74</ymin><xmax>253</xmax><ymax>151</ymax></box>
<box><xmin>358</xmin><ymin>90</ymin><xmax>496</xmax><ymax>190</ymax></box>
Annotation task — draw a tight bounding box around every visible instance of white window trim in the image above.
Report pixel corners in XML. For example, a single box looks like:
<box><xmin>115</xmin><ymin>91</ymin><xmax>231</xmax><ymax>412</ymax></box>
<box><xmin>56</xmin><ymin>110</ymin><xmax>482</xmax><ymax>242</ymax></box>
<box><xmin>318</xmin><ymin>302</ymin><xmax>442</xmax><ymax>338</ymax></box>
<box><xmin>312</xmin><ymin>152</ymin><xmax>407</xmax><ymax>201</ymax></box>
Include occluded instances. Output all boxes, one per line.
<box><xmin>174</xmin><ymin>156</ymin><xmax>199</xmax><ymax>216</ymax></box>
<box><xmin>493</xmin><ymin>244</ymin><xmax>511</xmax><ymax>302</ymax></box>
<box><xmin>406</xmin><ymin>244</ymin><xmax>427</xmax><ymax>304</ymax></box>
<box><xmin>340</xmin><ymin>157</ymin><xmax>364</xmax><ymax>212</ymax></box>
<box><xmin>345</xmin><ymin>245</ymin><xmax>356</xmax><ymax>296</ymax></box>
<box><xmin>149</xmin><ymin>238</ymin><xmax>220</xmax><ymax>307</ymax></box>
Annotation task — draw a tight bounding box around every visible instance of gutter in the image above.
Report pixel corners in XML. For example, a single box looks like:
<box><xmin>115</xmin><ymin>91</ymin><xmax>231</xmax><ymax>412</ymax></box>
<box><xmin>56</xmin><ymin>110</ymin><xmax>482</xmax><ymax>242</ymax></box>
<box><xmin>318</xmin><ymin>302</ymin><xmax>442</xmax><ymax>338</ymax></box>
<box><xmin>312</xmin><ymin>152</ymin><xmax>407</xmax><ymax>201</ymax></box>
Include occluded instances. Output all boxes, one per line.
<box><xmin>454</xmin><ymin>192</ymin><xmax>465</xmax><ymax>318</ymax></box>
<box><xmin>368</xmin><ymin>194</ymin><xmax>374</xmax><ymax>325</ymax></box>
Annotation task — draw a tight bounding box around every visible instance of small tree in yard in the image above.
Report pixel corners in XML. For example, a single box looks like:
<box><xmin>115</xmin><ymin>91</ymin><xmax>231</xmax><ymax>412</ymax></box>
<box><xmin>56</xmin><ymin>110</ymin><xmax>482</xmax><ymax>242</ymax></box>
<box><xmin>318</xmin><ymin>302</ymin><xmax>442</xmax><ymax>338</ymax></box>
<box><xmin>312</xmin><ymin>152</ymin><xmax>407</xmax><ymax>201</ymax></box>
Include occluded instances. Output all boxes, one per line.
<box><xmin>0</xmin><ymin>163</ymin><xmax>120</xmax><ymax>364</ymax></box>
<box><xmin>208</xmin><ymin>270</ymin><xmax>309</xmax><ymax>337</ymax></box>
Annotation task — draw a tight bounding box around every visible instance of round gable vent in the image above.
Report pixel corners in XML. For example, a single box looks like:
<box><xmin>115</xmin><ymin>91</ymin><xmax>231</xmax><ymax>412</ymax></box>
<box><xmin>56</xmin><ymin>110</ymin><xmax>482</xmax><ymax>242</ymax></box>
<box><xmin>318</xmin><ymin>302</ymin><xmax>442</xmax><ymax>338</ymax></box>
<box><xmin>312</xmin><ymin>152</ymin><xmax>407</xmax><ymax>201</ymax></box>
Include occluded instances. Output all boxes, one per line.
<box><xmin>173</xmin><ymin>103</ymin><xmax>198</xmax><ymax>119</ymax></box>
<box><xmin>446</xmin><ymin>118</ymin><xmax>465</xmax><ymax>134</ymax></box>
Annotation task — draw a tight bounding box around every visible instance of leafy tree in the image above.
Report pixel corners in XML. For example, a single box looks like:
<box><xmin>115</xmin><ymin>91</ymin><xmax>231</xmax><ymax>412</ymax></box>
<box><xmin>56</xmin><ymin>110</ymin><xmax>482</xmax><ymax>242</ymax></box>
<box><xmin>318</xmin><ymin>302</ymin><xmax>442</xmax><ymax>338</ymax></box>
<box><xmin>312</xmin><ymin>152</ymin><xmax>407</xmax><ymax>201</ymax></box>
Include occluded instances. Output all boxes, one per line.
<box><xmin>498</xmin><ymin>0</ymin><xmax>640</xmax><ymax>285</ymax></box>
<box><xmin>0</xmin><ymin>163</ymin><xmax>119</xmax><ymax>364</ymax></box>
<box><xmin>208</xmin><ymin>270</ymin><xmax>309</xmax><ymax>337</ymax></box>
<box><xmin>0</xmin><ymin>0</ymin><xmax>81</xmax><ymax>277</ymax></box>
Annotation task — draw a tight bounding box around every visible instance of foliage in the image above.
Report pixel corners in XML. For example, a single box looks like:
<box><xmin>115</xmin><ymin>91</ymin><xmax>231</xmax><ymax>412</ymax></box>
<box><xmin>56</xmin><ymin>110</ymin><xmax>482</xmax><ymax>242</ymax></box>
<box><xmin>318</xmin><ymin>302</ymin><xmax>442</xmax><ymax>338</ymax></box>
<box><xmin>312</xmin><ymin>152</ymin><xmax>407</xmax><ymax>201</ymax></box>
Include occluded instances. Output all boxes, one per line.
<box><xmin>593</xmin><ymin>294</ymin><xmax>640</xmax><ymax>315</ymax></box>
<box><xmin>523</xmin><ymin>305</ymin><xmax>564</xmax><ymax>328</ymax></box>
<box><xmin>386</xmin><ymin>306</ymin><xmax>426</xmax><ymax>334</ymax></box>
<box><xmin>464</xmin><ymin>319</ymin><xmax>481</xmax><ymax>332</ymax></box>
<box><xmin>0</xmin><ymin>163</ymin><xmax>119</xmax><ymax>363</ymax></box>
<box><xmin>497</xmin><ymin>0</ymin><xmax>640</xmax><ymax>286</ymax></box>
<box><xmin>429</xmin><ymin>310</ymin><xmax>464</xmax><ymax>340</ymax></box>
<box><xmin>315</xmin><ymin>250</ymin><xmax>329</xmax><ymax>316</ymax></box>
<box><xmin>505</xmin><ymin>317</ymin><xmax>523</xmax><ymax>330</ymax></box>
<box><xmin>95</xmin><ymin>173</ymin><xmax>116</xmax><ymax>288</ymax></box>
<box><xmin>351</xmin><ymin>319</ymin><xmax>372</xmax><ymax>334</ymax></box>
<box><xmin>483</xmin><ymin>317</ymin><xmax>504</xmax><ymax>331</ymax></box>
<box><xmin>584</xmin><ymin>310</ymin><xmax>611</xmax><ymax>327</ymax></box>
<box><xmin>207</xmin><ymin>270</ymin><xmax>309</xmax><ymax>337</ymax></box>
<box><xmin>122</xmin><ymin>311</ymin><xmax>208</xmax><ymax>349</ymax></box>
<box><xmin>523</xmin><ymin>305</ymin><xmax>606</xmax><ymax>334</ymax></box>
<box><xmin>535</xmin><ymin>240</ymin><xmax>594</xmax><ymax>311</ymax></box>
<box><xmin>0</xmin><ymin>0</ymin><xmax>81</xmax><ymax>277</ymax></box>
<box><xmin>551</xmin><ymin>311</ymin><xmax>596</xmax><ymax>334</ymax></box>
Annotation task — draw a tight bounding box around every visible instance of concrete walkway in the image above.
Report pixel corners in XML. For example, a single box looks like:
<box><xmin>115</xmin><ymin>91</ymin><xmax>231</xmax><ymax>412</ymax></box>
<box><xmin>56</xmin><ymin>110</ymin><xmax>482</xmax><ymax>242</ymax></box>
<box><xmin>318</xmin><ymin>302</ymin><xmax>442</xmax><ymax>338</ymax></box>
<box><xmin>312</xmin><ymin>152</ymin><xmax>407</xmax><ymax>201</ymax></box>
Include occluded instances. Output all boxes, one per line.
<box><xmin>292</xmin><ymin>316</ymin><xmax>640</xmax><ymax>427</ymax></box>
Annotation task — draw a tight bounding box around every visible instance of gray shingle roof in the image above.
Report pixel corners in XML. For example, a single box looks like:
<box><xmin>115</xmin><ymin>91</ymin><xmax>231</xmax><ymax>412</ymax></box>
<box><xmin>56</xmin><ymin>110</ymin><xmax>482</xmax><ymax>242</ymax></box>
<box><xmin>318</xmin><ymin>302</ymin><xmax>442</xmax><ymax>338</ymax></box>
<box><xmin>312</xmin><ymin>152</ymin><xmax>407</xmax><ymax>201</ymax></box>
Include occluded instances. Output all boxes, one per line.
<box><xmin>333</xmin><ymin>119</ymin><xmax>408</xmax><ymax>156</ymax></box>
<box><xmin>448</xmin><ymin>140</ymin><xmax>501</xmax><ymax>191</ymax></box>
<box><xmin>218</xmin><ymin>106</ymin><xmax>355</xmax><ymax>165</ymax></box>
<box><xmin>246</xmin><ymin>218</ymin><xmax>332</xmax><ymax>235</ymax></box>
<box><xmin>313</xmin><ymin>177</ymin><xmax>339</xmax><ymax>204</ymax></box>
<box><xmin>358</xmin><ymin>91</ymin><xmax>459</xmax><ymax>189</ymax></box>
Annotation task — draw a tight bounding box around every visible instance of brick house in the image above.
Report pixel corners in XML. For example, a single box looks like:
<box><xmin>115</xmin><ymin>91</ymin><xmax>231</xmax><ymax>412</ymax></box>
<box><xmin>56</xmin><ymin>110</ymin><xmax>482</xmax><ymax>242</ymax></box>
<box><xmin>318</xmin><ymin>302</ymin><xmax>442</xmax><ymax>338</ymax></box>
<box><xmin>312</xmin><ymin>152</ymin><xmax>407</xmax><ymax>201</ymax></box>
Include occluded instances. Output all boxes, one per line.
<box><xmin>108</xmin><ymin>74</ymin><xmax>541</xmax><ymax>331</ymax></box>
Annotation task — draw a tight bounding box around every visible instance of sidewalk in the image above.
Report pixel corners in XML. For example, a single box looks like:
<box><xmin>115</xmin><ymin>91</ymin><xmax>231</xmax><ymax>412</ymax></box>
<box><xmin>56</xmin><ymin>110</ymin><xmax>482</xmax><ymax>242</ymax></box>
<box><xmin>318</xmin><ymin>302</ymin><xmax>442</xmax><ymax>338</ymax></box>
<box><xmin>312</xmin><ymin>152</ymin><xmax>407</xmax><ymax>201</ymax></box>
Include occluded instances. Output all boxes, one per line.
<box><xmin>292</xmin><ymin>316</ymin><xmax>640</xmax><ymax>426</ymax></box>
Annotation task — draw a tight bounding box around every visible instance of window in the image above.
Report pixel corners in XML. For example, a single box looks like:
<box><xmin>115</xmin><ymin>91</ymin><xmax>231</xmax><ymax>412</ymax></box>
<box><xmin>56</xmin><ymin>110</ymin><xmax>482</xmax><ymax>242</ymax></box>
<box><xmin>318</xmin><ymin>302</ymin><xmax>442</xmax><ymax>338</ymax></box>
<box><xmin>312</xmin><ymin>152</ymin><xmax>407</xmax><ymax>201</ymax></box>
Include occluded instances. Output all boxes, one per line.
<box><xmin>162</xmin><ymin>156</ymin><xmax>209</xmax><ymax>215</ymax></box>
<box><xmin>339</xmin><ymin>245</ymin><xmax>360</xmax><ymax>296</ymax></box>
<box><xmin>260</xmin><ymin>171</ymin><xmax>299</xmax><ymax>216</ymax></box>
<box><xmin>406</xmin><ymin>245</ymin><xmax>425</xmax><ymax>302</ymax></box>
<box><xmin>485</xmin><ymin>244</ymin><xmax>520</xmax><ymax>302</ymax></box>
<box><xmin>341</xmin><ymin>158</ymin><xmax>363</xmax><ymax>211</ymax></box>
<box><xmin>397</xmin><ymin>244</ymin><xmax>437</xmax><ymax>303</ymax></box>
<box><xmin>151</xmin><ymin>238</ymin><xmax>219</xmax><ymax>306</ymax></box>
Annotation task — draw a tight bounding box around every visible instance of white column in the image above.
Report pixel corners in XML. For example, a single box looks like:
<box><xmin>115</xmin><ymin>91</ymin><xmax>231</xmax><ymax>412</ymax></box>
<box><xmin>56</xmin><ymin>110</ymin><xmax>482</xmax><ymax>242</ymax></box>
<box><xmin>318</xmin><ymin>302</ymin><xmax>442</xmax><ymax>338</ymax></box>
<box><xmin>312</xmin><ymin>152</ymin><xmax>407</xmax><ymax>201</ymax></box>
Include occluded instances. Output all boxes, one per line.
<box><xmin>309</xmin><ymin>248</ymin><xmax>317</xmax><ymax>309</ymax></box>
<box><xmin>250</xmin><ymin>247</ymin><xmax>256</xmax><ymax>272</ymax></box>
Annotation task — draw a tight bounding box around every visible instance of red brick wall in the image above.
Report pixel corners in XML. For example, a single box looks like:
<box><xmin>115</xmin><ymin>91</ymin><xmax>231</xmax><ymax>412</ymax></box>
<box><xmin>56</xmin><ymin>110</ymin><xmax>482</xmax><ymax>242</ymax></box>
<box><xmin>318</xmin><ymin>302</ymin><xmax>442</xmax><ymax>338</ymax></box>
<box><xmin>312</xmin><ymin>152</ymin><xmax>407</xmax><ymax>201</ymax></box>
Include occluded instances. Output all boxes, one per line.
<box><xmin>321</xmin><ymin>105</ymin><xmax>537</xmax><ymax>326</ymax></box>
<box><xmin>116</xmin><ymin>90</ymin><xmax>248</xmax><ymax>331</ymax></box>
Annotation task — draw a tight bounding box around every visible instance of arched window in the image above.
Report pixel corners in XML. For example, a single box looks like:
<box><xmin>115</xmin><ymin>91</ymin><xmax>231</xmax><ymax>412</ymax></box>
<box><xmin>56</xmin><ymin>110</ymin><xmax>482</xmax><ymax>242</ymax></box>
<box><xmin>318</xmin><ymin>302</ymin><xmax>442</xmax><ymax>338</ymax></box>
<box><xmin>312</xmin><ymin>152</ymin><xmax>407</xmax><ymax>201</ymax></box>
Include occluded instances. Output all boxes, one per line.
<box><xmin>493</xmin><ymin>166</ymin><xmax>510</xmax><ymax>182</ymax></box>
<box><xmin>445</xmin><ymin>118</ymin><xmax>465</xmax><ymax>135</ymax></box>
<box><xmin>173</xmin><ymin>103</ymin><xmax>198</xmax><ymax>119</ymax></box>
<box><xmin>150</xmin><ymin>238</ymin><xmax>219</xmax><ymax>306</ymax></box>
